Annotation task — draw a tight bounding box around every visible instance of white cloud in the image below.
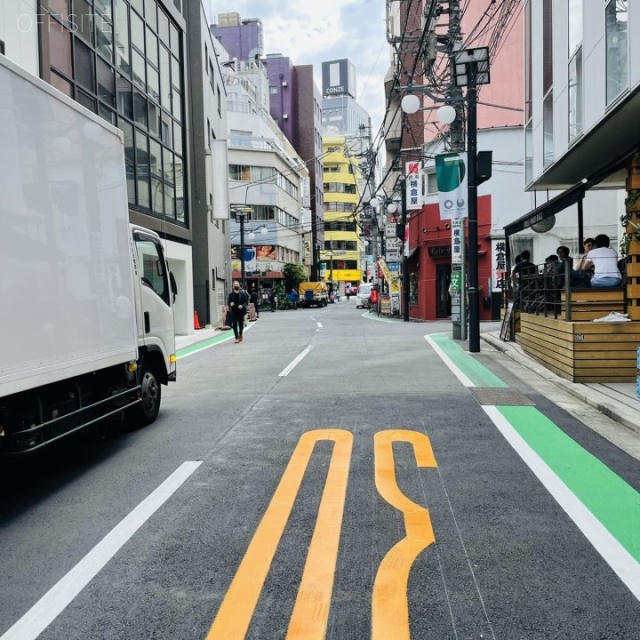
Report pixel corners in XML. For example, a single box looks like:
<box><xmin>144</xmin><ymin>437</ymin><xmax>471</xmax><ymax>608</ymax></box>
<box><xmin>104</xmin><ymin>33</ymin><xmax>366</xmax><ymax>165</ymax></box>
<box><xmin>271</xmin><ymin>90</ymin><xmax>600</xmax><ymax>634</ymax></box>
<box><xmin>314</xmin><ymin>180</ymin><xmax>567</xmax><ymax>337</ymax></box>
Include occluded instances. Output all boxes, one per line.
<box><xmin>210</xmin><ymin>1</ymin><xmax>388</xmax><ymax>135</ymax></box>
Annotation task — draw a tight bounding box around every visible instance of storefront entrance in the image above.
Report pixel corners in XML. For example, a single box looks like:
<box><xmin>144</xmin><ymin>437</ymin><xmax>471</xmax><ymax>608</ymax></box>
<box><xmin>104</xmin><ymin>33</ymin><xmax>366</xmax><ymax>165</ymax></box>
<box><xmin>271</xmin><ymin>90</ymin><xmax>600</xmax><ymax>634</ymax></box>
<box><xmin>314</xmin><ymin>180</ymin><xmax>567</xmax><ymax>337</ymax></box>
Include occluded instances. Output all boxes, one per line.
<box><xmin>436</xmin><ymin>264</ymin><xmax>451</xmax><ymax>318</ymax></box>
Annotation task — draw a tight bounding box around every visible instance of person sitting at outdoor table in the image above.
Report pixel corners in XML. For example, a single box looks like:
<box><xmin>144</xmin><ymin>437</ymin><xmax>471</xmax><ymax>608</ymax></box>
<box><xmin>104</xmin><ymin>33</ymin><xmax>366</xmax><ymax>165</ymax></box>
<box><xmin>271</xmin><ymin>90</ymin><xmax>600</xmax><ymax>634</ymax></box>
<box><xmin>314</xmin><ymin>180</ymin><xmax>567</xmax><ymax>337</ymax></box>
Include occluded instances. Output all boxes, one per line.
<box><xmin>511</xmin><ymin>249</ymin><xmax>536</xmax><ymax>308</ymax></box>
<box><xmin>555</xmin><ymin>245</ymin><xmax>591</xmax><ymax>288</ymax></box>
<box><xmin>582</xmin><ymin>234</ymin><xmax>622</xmax><ymax>288</ymax></box>
<box><xmin>573</xmin><ymin>237</ymin><xmax>595</xmax><ymax>273</ymax></box>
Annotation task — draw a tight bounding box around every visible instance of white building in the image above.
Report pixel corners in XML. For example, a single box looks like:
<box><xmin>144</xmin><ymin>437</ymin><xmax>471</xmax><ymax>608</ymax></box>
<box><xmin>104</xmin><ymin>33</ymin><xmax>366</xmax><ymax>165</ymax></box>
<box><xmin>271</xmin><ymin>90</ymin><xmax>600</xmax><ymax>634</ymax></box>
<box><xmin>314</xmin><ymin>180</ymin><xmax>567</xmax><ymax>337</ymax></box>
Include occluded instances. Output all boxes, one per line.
<box><xmin>223</xmin><ymin>58</ymin><xmax>308</xmax><ymax>291</ymax></box>
<box><xmin>508</xmin><ymin>1</ymin><xmax>638</xmax><ymax>256</ymax></box>
<box><xmin>0</xmin><ymin>2</ymin><xmax>39</xmax><ymax>75</ymax></box>
<box><xmin>186</xmin><ymin>1</ymin><xmax>231</xmax><ymax>330</ymax></box>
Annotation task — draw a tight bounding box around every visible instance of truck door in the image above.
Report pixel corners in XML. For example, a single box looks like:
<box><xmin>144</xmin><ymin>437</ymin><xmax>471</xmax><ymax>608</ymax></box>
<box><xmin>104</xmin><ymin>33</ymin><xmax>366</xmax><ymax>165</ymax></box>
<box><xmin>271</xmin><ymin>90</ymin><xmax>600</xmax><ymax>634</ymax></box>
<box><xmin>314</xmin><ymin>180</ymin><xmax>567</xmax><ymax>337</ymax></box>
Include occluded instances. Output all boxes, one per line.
<box><xmin>133</xmin><ymin>230</ymin><xmax>176</xmax><ymax>369</ymax></box>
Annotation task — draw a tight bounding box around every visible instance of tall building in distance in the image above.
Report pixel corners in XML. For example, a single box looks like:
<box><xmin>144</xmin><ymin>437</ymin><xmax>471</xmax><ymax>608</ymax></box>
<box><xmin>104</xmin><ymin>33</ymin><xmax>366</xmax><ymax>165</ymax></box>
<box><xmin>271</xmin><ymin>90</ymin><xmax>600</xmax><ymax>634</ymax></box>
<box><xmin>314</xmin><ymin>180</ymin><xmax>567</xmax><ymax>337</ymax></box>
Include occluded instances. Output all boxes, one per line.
<box><xmin>264</xmin><ymin>54</ymin><xmax>324</xmax><ymax>279</ymax></box>
<box><xmin>322</xmin><ymin>136</ymin><xmax>363</xmax><ymax>291</ymax></box>
<box><xmin>209</xmin><ymin>11</ymin><xmax>264</xmax><ymax>62</ymax></box>
<box><xmin>321</xmin><ymin>59</ymin><xmax>370</xmax><ymax>134</ymax></box>
<box><xmin>210</xmin><ymin>13</ymin><xmax>308</xmax><ymax>291</ymax></box>
<box><xmin>212</xmin><ymin>13</ymin><xmax>324</xmax><ymax>280</ymax></box>
<box><xmin>320</xmin><ymin>59</ymin><xmax>372</xmax><ymax>289</ymax></box>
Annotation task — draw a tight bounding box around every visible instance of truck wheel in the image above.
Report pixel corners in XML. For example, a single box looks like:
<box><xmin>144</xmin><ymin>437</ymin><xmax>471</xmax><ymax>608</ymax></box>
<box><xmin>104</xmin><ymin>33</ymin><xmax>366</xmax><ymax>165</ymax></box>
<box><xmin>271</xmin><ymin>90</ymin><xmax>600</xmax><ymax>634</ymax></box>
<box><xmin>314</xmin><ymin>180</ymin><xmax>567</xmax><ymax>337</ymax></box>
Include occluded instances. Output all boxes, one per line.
<box><xmin>136</xmin><ymin>363</ymin><xmax>161</xmax><ymax>426</ymax></box>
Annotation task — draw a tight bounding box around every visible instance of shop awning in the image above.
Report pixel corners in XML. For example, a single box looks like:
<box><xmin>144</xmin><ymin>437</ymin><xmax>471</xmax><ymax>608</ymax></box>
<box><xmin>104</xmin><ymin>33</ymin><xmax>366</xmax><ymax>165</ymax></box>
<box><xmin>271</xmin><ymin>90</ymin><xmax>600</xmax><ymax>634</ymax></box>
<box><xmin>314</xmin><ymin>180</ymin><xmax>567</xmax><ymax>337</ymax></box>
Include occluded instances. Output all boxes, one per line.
<box><xmin>505</xmin><ymin>147</ymin><xmax>638</xmax><ymax>239</ymax></box>
<box><xmin>504</xmin><ymin>176</ymin><xmax>600</xmax><ymax>238</ymax></box>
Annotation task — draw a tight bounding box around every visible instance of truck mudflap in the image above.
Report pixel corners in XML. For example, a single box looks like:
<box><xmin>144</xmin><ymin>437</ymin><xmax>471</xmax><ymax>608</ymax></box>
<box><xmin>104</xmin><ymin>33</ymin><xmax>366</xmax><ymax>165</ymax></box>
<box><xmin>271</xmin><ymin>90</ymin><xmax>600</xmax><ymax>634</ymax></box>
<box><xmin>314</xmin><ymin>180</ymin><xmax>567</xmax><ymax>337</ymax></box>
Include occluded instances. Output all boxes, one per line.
<box><xmin>0</xmin><ymin>385</ymin><xmax>141</xmax><ymax>455</ymax></box>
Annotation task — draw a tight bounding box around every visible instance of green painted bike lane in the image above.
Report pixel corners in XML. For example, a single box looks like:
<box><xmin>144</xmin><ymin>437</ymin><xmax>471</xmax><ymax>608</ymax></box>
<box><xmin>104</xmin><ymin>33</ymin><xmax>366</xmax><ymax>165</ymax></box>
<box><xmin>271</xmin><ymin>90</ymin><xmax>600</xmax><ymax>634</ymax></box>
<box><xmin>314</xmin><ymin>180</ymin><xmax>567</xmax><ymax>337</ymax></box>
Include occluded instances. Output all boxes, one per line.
<box><xmin>430</xmin><ymin>332</ymin><xmax>640</xmax><ymax>565</ymax></box>
<box><xmin>176</xmin><ymin>329</ymin><xmax>235</xmax><ymax>359</ymax></box>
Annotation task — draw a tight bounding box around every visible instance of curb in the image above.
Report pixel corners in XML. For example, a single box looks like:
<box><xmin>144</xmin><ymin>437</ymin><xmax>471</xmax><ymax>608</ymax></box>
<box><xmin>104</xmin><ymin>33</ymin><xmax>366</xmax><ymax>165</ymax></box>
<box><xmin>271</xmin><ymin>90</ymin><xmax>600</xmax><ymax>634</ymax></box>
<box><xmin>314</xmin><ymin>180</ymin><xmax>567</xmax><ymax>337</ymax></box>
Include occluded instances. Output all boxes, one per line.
<box><xmin>481</xmin><ymin>332</ymin><xmax>640</xmax><ymax>437</ymax></box>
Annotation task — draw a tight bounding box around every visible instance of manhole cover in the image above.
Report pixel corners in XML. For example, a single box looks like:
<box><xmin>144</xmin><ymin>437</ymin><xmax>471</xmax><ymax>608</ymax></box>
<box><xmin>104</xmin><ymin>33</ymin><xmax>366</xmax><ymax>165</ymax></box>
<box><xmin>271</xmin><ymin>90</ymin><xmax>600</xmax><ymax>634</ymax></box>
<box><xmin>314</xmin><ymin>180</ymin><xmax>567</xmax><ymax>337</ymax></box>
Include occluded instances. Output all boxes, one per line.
<box><xmin>470</xmin><ymin>387</ymin><xmax>535</xmax><ymax>406</ymax></box>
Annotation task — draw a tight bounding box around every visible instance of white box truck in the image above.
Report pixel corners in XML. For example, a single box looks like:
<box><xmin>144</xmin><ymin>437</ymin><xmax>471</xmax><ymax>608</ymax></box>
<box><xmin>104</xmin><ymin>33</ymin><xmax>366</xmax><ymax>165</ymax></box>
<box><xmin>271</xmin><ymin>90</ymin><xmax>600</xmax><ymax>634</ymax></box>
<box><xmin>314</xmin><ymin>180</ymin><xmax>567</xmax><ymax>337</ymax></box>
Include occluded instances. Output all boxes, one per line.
<box><xmin>0</xmin><ymin>55</ymin><xmax>177</xmax><ymax>453</ymax></box>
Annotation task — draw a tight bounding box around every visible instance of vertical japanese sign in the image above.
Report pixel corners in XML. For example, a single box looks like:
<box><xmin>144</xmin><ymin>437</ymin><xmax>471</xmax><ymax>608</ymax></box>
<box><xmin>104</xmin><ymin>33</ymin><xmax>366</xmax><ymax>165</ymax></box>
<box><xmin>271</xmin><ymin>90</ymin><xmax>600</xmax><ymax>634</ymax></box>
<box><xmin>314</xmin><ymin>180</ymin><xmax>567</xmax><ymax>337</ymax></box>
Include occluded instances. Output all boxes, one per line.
<box><xmin>451</xmin><ymin>219</ymin><xmax>464</xmax><ymax>266</ymax></box>
<box><xmin>377</xmin><ymin>257</ymin><xmax>393</xmax><ymax>283</ymax></box>
<box><xmin>435</xmin><ymin>153</ymin><xmax>468</xmax><ymax>220</ymax></box>
<box><xmin>450</xmin><ymin>219</ymin><xmax>466</xmax><ymax>331</ymax></box>
<box><xmin>404</xmin><ymin>223</ymin><xmax>409</xmax><ymax>257</ymax></box>
<box><xmin>493</xmin><ymin>241</ymin><xmax>506</xmax><ymax>291</ymax></box>
<box><xmin>406</xmin><ymin>161</ymin><xmax>422</xmax><ymax>211</ymax></box>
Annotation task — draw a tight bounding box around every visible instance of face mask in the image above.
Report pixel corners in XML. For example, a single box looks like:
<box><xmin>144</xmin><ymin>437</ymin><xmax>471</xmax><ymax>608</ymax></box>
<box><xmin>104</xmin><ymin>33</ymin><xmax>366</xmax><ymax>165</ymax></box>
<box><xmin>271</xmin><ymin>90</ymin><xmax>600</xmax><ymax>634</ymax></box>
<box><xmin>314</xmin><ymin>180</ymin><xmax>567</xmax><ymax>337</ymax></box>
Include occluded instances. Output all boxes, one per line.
<box><xmin>233</xmin><ymin>286</ymin><xmax>239</xmax><ymax>291</ymax></box>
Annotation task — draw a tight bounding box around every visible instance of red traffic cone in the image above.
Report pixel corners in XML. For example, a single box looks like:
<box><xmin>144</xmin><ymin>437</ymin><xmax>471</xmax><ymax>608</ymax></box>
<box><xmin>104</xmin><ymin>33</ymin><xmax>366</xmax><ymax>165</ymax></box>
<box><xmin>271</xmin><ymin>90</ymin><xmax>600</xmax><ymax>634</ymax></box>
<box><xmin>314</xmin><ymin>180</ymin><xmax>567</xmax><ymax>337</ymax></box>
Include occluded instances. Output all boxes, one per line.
<box><xmin>194</xmin><ymin>310</ymin><xmax>201</xmax><ymax>330</ymax></box>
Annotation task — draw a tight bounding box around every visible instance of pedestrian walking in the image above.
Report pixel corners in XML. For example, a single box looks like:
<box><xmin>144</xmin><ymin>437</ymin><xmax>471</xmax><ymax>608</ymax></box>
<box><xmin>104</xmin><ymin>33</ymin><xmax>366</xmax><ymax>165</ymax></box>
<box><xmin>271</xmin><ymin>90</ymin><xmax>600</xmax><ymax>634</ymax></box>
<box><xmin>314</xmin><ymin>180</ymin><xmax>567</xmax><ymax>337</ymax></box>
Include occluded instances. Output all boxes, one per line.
<box><xmin>250</xmin><ymin>287</ymin><xmax>259</xmax><ymax>319</ymax></box>
<box><xmin>269</xmin><ymin>289</ymin><xmax>276</xmax><ymax>312</ymax></box>
<box><xmin>227</xmin><ymin>280</ymin><xmax>249</xmax><ymax>343</ymax></box>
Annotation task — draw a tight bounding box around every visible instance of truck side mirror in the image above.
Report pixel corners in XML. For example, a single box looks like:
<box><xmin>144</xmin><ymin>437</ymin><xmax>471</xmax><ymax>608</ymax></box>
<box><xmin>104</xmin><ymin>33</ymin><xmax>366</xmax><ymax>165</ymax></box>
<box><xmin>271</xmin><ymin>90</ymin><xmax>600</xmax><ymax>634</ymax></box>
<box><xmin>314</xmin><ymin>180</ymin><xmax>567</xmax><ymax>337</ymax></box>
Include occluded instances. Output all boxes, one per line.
<box><xmin>170</xmin><ymin>271</ymin><xmax>178</xmax><ymax>303</ymax></box>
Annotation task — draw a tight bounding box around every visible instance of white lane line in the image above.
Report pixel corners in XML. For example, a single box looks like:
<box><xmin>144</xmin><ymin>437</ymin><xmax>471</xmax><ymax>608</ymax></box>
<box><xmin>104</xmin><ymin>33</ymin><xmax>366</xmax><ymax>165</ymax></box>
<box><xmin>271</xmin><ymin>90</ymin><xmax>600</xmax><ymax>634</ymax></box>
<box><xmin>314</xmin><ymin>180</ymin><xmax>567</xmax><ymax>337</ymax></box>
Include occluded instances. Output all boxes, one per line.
<box><xmin>278</xmin><ymin>345</ymin><xmax>314</xmax><ymax>377</ymax></box>
<box><xmin>484</xmin><ymin>406</ymin><xmax>640</xmax><ymax>601</ymax></box>
<box><xmin>316</xmin><ymin>322</ymin><xmax>323</xmax><ymax>328</ymax></box>
<box><xmin>424</xmin><ymin>334</ymin><xmax>474</xmax><ymax>387</ymax></box>
<box><xmin>1</xmin><ymin>461</ymin><xmax>202</xmax><ymax>640</ymax></box>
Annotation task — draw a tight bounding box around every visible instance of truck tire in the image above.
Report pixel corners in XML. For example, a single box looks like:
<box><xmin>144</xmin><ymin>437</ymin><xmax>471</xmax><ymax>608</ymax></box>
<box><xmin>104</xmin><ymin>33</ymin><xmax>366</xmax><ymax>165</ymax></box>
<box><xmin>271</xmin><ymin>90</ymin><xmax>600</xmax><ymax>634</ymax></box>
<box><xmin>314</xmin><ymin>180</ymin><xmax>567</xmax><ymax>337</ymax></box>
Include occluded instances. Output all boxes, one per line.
<box><xmin>135</xmin><ymin>362</ymin><xmax>161</xmax><ymax>426</ymax></box>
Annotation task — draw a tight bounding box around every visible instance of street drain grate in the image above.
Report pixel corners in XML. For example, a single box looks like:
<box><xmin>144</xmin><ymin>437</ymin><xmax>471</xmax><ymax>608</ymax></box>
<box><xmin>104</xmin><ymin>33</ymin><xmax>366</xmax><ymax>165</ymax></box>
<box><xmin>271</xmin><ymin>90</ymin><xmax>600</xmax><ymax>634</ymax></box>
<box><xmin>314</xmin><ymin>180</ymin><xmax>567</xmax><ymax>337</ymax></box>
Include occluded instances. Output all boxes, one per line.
<box><xmin>470</xmin><ymin>387</ymin><xmax>535</xmax><ymax>406</ymax></box>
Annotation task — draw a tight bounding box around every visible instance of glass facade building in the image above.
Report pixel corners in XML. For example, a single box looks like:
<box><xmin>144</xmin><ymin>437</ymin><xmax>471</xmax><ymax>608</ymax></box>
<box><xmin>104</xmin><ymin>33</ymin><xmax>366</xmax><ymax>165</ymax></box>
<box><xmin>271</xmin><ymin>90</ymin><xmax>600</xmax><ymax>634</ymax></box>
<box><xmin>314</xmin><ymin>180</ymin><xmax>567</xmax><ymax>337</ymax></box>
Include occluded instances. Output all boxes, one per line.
<box><xmin>42</xmin><ymin>0</ymin><xmax>186</xmax><ymax>226</ymax></box>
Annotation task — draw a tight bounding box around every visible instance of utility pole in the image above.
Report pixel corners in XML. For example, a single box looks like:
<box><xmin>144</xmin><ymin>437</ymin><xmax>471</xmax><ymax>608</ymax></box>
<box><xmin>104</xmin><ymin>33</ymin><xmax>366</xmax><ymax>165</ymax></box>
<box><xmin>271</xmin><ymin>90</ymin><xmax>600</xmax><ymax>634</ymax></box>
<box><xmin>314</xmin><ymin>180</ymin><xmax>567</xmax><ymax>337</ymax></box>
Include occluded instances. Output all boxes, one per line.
<box><xmin>441</xmin><ymin>0</ymin><xmax>466</xmax><ymax>340</ymax></box>
<box><xmin>443</xmin><ymin>0</ymin><xmax>464</xmax><ymax>152</ymax></box>
<box><xmin>238</xmin><ymin>212</ymin><xmax>247</xmax><ymax>290</ymax></box>
<box><xmin>401</xmin><ymin>178</ymin><xmax>409</xmax><ymax>322</ymax></box>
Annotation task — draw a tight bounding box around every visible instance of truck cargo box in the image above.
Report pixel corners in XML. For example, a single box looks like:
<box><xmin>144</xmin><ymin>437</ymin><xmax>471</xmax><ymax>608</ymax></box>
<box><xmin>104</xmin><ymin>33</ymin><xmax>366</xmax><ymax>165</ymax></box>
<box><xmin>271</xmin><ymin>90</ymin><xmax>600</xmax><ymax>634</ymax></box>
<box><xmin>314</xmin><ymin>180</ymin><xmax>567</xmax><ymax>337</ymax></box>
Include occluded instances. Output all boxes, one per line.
<box><xmin>0</xmin><ymin>55</ymin><xmax>138</xmax><ymax>398</ymax></box>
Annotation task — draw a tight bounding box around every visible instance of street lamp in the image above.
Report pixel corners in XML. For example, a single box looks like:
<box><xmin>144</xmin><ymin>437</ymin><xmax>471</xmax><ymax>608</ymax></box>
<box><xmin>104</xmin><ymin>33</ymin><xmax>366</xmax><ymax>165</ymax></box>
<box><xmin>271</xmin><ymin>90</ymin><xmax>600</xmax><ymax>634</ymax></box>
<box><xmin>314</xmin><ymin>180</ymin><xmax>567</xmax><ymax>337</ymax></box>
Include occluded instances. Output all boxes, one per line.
<box><xmin>399</xmin><ymin>46</ymin><xmax>490</xmax><ymax>351</ymax></box>
<box><xmin>235</xmin><ymin>211</ymin><xmax>248</xmax><ymax>290</ymax></box>
<box><xmin>453</xmin><ymin>46</ymin><xmax>490</xmax><ymax>353</ymax></box>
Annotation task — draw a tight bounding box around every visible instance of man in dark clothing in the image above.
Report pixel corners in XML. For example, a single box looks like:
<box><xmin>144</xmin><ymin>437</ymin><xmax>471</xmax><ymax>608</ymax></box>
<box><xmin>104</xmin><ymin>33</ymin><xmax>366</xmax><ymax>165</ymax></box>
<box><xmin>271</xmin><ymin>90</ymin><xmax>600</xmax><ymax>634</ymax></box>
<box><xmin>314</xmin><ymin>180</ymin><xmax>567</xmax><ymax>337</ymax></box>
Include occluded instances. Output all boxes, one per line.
<box><xmin>511</xmin><ymin>249</ymin><xmax>536</xmax><ymax>309</ymax></box>
<box><xmin>227</xmin><ymin>281</ymin><xmax>249</xmax><ymax>343</ymax></box>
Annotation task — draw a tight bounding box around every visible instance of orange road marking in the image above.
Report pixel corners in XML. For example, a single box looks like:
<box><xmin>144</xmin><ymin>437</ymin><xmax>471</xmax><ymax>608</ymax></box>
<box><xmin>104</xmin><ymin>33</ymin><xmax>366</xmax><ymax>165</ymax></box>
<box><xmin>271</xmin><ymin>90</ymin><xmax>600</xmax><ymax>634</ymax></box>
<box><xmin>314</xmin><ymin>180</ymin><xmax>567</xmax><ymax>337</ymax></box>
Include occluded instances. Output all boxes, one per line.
<box><xmin>372</xmin><ymin>430</ymin><xmax>437</xmax><ymax>640</ymax></box>
<box><xmin>205</xmin><ymin>429</ymin><xmax>353</xmax><ymax>640</ymax></box>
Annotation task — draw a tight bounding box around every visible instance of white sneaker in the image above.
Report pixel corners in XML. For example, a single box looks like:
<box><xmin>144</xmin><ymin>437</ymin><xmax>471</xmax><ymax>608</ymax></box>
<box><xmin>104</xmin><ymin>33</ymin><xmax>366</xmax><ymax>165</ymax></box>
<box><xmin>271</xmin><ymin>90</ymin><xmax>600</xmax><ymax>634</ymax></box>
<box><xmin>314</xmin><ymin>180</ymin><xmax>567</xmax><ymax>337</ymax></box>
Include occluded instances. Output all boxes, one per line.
<box><xmin>593</xmin><ymin>312</ymin><xmax>631</xmax><ymax>322</ymax></box>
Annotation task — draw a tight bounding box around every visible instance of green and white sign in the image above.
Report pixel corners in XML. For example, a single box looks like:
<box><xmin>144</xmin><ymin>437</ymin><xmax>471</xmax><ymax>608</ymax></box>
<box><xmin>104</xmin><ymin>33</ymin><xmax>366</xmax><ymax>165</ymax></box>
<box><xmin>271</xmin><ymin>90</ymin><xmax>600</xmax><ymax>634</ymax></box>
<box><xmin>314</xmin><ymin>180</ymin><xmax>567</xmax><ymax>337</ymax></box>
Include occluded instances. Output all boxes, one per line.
<box><xmin>435</xmin><ymin>153</ymin><xmax>468</xmax><ymax>220</ymax></box>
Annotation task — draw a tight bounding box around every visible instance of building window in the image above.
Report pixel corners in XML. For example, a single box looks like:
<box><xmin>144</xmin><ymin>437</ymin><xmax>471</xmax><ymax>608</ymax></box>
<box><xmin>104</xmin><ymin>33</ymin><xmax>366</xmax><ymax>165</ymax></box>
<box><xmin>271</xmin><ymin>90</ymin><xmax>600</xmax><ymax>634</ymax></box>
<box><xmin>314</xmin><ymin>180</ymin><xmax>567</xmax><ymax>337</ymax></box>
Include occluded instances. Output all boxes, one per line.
<box><xmin>568</xmin><ymin>0</ymin><xmax>583</xmax><ymax>142</ymax></box>
<box><xmin>605</xmin><ymin>0</ymin><xmax>628</xmax><ymax>105</ymax></box>
<box><xmin>425</xmin><ymin>170</ymin><xmax>438</xmax><ymax>195</ymax></box>
<box><xmin>524</xmin><ymin>122</ymin><xmax>533</xmax><ymax>184</ymax></box>
<box><xmin>542</xmin><ymin>0</ymin><xmax>553</xmax><ymax>95</ymax></box>
<box><xmin>568</xmin><ymin>49</ymin><xmax>582</xmax><ymax>142</ymax></box>
<box><xmin>524</xmin><ymin>0</ymin><xmax>532</xmax><ymax>123</ymax></box>
<box><xmin>114</xmin><ymin>0</ymin><xmax>130</xmax><ymax>75</ymax></box>
<box><xmin>568</xmin><ymin>0</ymin><xmax>582</xmax><ymax>56</ymax></box>
<box><xmin>49</xmin><ymin>0</ymin><xmax>70</xmax><ymax>20</ymax></box>
<box><xmin>72</xmin><ymin>0</ymin><xmax>94</xmax><ymax>45</ymax></box>
<box><xmin>48</xmin><ymin>15</ymin><xmax>73</xmax><ymax>76</ymax></box>
<box><xmin>543</xmin><ymin>91</ymin><xmax>554</xmax><ymax>167</ymax></box>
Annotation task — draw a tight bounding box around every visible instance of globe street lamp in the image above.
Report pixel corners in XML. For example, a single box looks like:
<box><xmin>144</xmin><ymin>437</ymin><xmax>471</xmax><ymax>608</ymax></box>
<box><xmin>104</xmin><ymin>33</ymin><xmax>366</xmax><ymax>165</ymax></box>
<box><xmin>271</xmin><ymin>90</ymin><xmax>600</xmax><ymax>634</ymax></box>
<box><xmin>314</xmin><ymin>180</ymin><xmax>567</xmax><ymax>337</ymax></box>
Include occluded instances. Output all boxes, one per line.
<box><xmin>235</xmin><ymin>211</ymin><xmax>248</xmax><ymax>290</ymax></box>
<box><xmin>399</xmin><ymin>46</ymin><xmax>490</xmax><ymax>351</ymax></box>
<box><xmin>453</xmin><ymin>46</ymin><xmax>490</xmax><ymax>353</ymax></box>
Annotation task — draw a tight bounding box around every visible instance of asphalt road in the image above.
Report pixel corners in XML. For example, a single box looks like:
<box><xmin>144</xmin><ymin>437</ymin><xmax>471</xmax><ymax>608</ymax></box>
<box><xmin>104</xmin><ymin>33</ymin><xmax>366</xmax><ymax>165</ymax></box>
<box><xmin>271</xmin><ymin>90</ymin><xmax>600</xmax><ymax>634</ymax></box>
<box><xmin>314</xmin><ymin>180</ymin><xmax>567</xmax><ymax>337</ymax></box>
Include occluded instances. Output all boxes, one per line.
<box><xmin>1</xmin><ymin>301</ymin><xmax>640</xmax><ymax>639</ymax></box>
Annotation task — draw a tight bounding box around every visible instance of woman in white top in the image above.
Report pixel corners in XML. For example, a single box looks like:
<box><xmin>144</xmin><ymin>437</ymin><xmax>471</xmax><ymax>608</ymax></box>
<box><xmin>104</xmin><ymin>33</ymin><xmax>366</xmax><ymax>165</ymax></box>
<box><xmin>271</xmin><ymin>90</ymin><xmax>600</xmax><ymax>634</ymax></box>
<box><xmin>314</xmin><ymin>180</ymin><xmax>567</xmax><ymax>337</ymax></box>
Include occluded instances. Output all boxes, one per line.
<box><xmin>583</xmin><ymin>234</ymin><xmax>621</xmax><ymax>287</ymax></box>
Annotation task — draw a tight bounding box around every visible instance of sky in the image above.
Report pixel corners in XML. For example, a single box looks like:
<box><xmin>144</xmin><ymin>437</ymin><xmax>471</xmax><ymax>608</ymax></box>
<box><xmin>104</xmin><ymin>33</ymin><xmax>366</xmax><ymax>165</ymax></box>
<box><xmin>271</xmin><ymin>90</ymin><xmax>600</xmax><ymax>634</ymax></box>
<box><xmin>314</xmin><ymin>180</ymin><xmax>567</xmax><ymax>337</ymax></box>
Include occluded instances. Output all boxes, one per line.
<box><xmin>206</xmin><ymin>0</ymin><xmax>390</xmax><ymax>139</ymax></box>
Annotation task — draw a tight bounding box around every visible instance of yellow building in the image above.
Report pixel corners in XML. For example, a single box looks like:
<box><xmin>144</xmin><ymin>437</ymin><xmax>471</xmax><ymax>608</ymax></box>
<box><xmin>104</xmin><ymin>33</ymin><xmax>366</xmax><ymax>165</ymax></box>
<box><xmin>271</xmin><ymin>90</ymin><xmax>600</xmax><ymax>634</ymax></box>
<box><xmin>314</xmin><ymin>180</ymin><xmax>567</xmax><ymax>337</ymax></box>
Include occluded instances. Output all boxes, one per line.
<box><xmin>321</xmin><ymin>136</ymin><xmax>363</xmax><ymax>291</ymax></box>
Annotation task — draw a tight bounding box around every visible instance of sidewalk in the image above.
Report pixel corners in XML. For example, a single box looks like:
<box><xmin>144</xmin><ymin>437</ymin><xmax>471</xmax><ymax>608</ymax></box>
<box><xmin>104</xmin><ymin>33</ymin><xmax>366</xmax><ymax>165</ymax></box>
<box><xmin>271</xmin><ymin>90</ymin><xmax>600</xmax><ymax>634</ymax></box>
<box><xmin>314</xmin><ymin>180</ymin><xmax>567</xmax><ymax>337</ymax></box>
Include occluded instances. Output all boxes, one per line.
<box><xmin>481</xmin><ymin>331</ymin><xmax>640</xmax><ymax>437</ymax></box>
